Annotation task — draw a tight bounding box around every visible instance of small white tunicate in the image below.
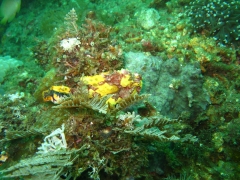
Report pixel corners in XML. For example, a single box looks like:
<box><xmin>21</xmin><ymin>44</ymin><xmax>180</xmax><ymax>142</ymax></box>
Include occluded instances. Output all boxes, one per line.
<box><xmin>60</xmin><ymin>37</ymin><xmax>81</xmax><ymax>52</ymax></box>
<box><xmin>90</xmin><ymin>41</ymin><xmax>95</xmax><ymax>47</ymax></box>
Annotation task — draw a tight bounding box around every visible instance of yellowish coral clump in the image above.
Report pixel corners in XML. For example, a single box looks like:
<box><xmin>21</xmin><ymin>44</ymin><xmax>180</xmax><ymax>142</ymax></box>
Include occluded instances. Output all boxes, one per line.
<box><xmin>81</xmin><ymin>70</ymin><xmax>142</xmax><ymax>97</ymax></box>
<box><xmin>81</xmin><ymin>73</ymin><xmax>118</xmax><ymax>97</ymax></box>
<box><xmin>42</xmin><ymin>70</ymin><xmax>142</xmax><ymax>107</ymax></box>
<box><xmin>81</xmin><ymin>70</ymin><xmax>142</xmax><ymax>106</ymax></box>
<box><xmin>0</xmin><ymin>0</ymin><xmax>21</xmax><ymax>24</ymax></box>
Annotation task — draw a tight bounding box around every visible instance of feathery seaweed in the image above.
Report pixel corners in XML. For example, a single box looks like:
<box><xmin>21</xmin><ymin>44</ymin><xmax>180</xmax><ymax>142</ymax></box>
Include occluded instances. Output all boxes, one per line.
<box><xmin>111</xmin><ymin>94</ymin><xmax>150</xmax><ymax>114</ymax></box>
<box><xmin>53</xmin><ymin>86</ymin><xmax>110</xmax><ymax>114</ymax></box>
<box><xmin>123</xmin><ymin>114</ymin><xmax>180</xmax><ymax>142</ymax></box>
<box><xmin>0</xmin><ymin>146</ymin><xmax>88</xmax><ymax>179</ymax></box>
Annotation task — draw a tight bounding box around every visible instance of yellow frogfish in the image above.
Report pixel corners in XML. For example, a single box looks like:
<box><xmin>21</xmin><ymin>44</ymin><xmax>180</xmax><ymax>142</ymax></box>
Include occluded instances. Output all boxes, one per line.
<box><xmin>0</xmin><ymin>0</ymin><xmax>21</xmax><ymax>24</ymax></box>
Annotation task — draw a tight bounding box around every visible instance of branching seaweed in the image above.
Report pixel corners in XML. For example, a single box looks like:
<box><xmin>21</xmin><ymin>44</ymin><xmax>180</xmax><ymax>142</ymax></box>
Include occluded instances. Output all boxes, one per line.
<box><xmin>123</xmin><ymin>114</ymin><xmax>180</xmax><ymax>141</ymax></box>
<box><xmin>111</xmin><ymin>94</ymin><xmax>150</xmax><ymax>114</ymax></box>
<box><xmin>53</xmin><ymin>87</ymin><xmax>110</xmax><ymax>114</ymax></box>
<box><xmin>0</xmin><ymin>145</ymin><xmax>88</xmax><ymax>179</ymax></box>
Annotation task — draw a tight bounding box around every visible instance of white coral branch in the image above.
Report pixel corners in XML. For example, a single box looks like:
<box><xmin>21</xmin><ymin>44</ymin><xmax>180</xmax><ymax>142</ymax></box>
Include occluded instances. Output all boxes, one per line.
<box><xmin>37</xmin><ymin>124</ymin><xmax>67</xmax><ymax>154</ymax></box>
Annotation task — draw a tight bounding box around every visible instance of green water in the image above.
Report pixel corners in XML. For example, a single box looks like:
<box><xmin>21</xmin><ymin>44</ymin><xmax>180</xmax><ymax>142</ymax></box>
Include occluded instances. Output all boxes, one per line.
<box><xmin>0</xmin><ymin>0</ymin><xmax>239</xmax><ymax>179</ymax></box>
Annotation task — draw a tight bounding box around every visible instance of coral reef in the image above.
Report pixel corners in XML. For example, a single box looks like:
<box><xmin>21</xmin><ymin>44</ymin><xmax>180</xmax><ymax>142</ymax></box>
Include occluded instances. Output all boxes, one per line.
<box><xmin>0</xmin><ymin>8</ymin><xmax>188</xmax><ymax>180</ymax></box>
<box><xmin>186</xmin><ymin>0</ymin><xmax>240</xmax><ymax>46</ymax></box>
<box><xmin>0</xmin><ymin>1</ymin><xmax>240</xmax><ymax>180</ymax></box>
<box><xmin>0</xmin><ymin>103</ymin><xmax>183</xmax><ymax>179</ymax></box>
<box><xmin>50</xmin><ymin>8</ymin><xmax>123</xmax><ymax>88</ymax></box>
